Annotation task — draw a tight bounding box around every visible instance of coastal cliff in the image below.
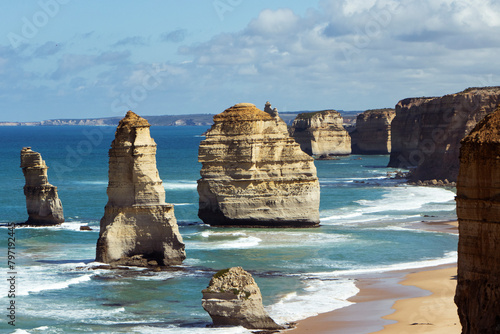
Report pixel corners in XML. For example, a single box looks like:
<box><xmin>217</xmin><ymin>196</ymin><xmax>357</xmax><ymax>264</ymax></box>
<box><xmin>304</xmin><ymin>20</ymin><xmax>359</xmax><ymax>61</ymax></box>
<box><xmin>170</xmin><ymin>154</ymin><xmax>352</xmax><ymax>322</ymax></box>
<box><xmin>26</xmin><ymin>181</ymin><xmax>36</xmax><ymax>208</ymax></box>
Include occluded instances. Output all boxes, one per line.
<box><xmin>20</xmin><ymin>147</ymin><xmax>64</xmax><ymax>225</ymax></box>
<box><xmin>388</xmin><ymin>87</ymin><xmax>500</xmax><ymax>182</ymax></box>
<box><xmin>289</xmin><ymin>110</ymin><xmax>351</xmax><ymax>156</ymax></box>
<box><xmin>455</xmin><ymin>106</ymin><xmax>500</xmax><ymax>333</ymax></box>
<box><xmin>198</xmin><ymin>103</ymin><xmax>320</xmax><ymax>227</ymax></box>
<box><xmin>96</xmin><ymin>111</ymin><xmax>185</xmax><ymax>266</ymax></box>
<box><xmin>351</xmin><ymin>109</ymin><xmax>395</xmax><ymax>154</ymax></box>
<box><xmin>202</xmin><ymin>267</ymin><xmax>283</xmax><ymax>330</ymax></box>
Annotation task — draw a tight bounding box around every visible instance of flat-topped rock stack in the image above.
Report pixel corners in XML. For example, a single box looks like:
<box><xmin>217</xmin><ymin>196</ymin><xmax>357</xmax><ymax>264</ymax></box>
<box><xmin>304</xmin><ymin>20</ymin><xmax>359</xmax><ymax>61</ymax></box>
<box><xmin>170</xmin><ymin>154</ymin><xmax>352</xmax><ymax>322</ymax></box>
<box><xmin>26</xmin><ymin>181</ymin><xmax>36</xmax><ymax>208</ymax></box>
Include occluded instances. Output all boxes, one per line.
<box><xmin>351</xmin><ymin>109</ymin><xmax>395</xmax><ymax>154</ymax></box>
<box><xmin>289</xmin><ymin>110</ymin><xmax>351</xmax><ymax>156</ymax></box>
<box><xmin>96</xmin><ymin>111</ymin><xmax>185</xmax><ymax>267</ymax></box>
<box><xmin>388</xmin><ymin>86</ymin><xmax>500</xmax><ymax>182</ymax></box>
<box><xmin>455</xmin><ymin>106</ymin><xmax>500</xmax><ymax>333</ymax></box>
<box><xmin>20</xmin><ymin>147</ymin><xmax>64</xmax><ymax>225</ymax></box>
<box><xmin>198</xmin><ymin>103</ymin><xmax>320</xmax><ymax>227</ymax></box>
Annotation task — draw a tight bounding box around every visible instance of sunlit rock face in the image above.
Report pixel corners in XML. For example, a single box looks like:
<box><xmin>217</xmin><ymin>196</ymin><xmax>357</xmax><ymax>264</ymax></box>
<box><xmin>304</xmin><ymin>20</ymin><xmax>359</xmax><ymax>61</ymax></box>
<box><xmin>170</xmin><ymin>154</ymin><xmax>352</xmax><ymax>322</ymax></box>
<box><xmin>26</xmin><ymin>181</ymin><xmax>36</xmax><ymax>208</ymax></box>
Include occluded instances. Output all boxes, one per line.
<box><xmin>20</xmin><ymin>147</ymin><xmax>64</xmax><ymax>225</ymax></box>
<box><xmin>351</xmin><ymin>109</ymin><xmax>395</xmax><ymax>154</ymax></box>
<box><xmin>388</xmin><ymin>87</ymin><xmax>500</xmax><ymax>182</ymax></box>
<box><xmin>198</xmin><ymin>103</ymin><xmax>320</xmax><ymax>227</ymax></box>
<box><xmin>289</xmin><ymin>110</ymin><xmax>351</xmax><ymax>156</ymax></box>
<box><xmin>96</xmin><ymin>111</ymin><xmax>185</xmax><ymax>267</ymax></box>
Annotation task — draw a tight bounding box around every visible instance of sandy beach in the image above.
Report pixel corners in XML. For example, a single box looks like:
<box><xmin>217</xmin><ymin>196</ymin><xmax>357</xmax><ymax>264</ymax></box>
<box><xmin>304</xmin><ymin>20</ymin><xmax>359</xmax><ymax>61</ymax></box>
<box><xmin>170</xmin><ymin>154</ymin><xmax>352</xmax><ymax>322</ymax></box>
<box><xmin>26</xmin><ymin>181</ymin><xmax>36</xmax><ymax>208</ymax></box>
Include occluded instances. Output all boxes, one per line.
<box><xmin>286</xmin><ymin>221</ymin><xmax>460</xmax><ymax>334</ymax></box>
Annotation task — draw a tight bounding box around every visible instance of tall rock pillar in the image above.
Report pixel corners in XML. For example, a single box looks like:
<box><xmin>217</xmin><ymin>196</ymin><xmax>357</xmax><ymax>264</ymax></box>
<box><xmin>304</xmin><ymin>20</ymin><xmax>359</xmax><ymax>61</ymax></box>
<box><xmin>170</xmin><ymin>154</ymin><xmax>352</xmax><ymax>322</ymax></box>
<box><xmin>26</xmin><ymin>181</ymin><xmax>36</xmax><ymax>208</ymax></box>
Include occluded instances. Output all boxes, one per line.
<box><xmin>455</xmin><ymin>106</ymin><xmax>500</xmax><ymax>333</ymax></box>
<box><xmin>96</xmin><ymin>111</ymin><xmax>185</xmax><ymax>266</ymax></box>
<box><xmin>20</xmin><ymin>147</ymin><xmax>64</xmax><ymax>225</ymax></box>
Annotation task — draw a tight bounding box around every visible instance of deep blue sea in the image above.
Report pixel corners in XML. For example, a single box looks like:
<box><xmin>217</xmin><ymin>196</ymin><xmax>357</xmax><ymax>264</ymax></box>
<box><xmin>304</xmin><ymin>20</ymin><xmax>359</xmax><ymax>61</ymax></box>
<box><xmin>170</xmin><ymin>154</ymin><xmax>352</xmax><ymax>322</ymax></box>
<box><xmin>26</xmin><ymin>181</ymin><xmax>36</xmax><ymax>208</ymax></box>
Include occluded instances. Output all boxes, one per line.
<box><xmin>0</xmin><ymin>126</ymin><xmax>458</xmax><ymax>333</ymax></box>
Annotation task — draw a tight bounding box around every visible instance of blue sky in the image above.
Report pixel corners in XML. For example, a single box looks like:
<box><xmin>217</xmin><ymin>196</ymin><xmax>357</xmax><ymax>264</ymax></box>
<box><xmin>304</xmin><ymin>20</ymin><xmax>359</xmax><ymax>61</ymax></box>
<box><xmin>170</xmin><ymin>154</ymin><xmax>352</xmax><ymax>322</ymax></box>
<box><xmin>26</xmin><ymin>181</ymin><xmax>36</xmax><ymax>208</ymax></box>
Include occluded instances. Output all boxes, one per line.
<box><xmin>1</xmin><ymin>0</ymin><xmax>499</xmax><ymax>122</ymax></box>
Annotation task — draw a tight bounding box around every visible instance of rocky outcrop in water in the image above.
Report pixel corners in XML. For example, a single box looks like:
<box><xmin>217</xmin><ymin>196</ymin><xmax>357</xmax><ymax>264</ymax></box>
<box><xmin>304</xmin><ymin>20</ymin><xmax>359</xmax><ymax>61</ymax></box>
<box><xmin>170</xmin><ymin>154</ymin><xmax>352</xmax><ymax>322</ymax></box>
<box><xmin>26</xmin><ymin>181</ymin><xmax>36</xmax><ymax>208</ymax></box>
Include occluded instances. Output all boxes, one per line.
<box><xmin>351</xmin><ymin>109</ymin><xmax>395</xmax><ymax>154</ymax></box>
<box><xmin>388</xmin><ymin>87</ymin><xmax>500</xmax><ymax>182</ymax></box>
<box><xmin>202</xmin><ymin>267</ymin><xmax>283</xmax><ymax>330</ymax></box>
<box><xmin>289</xmin><ymin>110</ymin><xmax>351</xmax><ymax>156</ymax></box>
<box><xmin>96</xmin><ymin>111</ymin><xmax>185</xmax><ymax>267</ymax></box>
<box><xmin>198</xmin><ymin>103</ymin><xmax>320</xmax><ymax>227</ymax></box>
<box><xmin>455</xmin><ymin>106</ymin><xmax>500</xmax><ymax>333</ymax></box>
<box><xmin>20</xmin><ymin>147</ymin><xmax>64</xmax><ymax>225</ymax></box>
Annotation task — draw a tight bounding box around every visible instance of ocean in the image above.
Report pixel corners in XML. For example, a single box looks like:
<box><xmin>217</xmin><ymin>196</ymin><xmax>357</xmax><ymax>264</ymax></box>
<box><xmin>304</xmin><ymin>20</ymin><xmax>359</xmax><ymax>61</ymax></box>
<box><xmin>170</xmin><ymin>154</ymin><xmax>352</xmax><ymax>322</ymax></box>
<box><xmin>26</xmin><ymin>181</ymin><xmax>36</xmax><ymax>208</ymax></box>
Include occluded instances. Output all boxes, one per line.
<box><xmin>0</xmin><ymin>126</ymin><xmax>458</xmax><ymax>333</ymax></box>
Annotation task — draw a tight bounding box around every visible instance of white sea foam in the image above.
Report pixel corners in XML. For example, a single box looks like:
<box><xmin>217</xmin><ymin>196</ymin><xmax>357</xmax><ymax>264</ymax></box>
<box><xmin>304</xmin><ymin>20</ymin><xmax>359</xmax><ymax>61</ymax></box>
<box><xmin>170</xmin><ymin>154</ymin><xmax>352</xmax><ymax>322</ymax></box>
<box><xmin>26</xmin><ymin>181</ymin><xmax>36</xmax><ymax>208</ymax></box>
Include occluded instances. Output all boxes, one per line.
<box><xmin>126</xmin><ymin>326</ymin><xmax>251</xmax><ymax>334</ymax></box>
<box><xmin>163</xmin><ymin>181</ymin><xmax>198</xmax><ymax>190</ymax></box>
<box><xmin>308</xmin><ymin>251</ymin><xmax>458</xmax><ymax>278</ymax></box>
<box><xmin>321</xmin><ymin>186</ymin><xmax>456</xmax><ymax>225</ymax></box>
<box><xmin>75</xmin><ymin>180</ymin><xmax>108</xmax><ymax>185</ymax></box>
<box><xmin>267</xmin><ymin>277</ymin><xmax>359</xmax><ymax>323</ymax></box>
<box><xmin>19</xmin><ymin>273</ymin><xmax>92</xmax><ymax>296</ymax></box>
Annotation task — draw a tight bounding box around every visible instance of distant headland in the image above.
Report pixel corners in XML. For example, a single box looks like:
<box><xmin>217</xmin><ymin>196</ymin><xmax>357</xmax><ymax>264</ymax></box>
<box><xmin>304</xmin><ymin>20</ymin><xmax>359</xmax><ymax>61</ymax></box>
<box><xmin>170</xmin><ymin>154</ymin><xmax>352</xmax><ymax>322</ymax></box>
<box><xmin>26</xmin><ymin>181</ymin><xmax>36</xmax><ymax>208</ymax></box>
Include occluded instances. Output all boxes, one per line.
<box><xmin>0</xmin><ymin>110</ymin><xmax>359</xmax><ymax>127</ymax></box>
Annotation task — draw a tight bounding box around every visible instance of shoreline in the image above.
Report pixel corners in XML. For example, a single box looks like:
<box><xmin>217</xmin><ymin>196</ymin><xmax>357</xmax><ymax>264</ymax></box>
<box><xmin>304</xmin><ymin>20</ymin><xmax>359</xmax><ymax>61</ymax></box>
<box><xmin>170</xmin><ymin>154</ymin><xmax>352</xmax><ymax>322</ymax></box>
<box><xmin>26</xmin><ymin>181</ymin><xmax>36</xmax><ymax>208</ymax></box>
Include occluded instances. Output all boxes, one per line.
<box><xmin>285</xmin><ymin>220</ymin><xmax>460</xmax><ymax>334</ymax></box>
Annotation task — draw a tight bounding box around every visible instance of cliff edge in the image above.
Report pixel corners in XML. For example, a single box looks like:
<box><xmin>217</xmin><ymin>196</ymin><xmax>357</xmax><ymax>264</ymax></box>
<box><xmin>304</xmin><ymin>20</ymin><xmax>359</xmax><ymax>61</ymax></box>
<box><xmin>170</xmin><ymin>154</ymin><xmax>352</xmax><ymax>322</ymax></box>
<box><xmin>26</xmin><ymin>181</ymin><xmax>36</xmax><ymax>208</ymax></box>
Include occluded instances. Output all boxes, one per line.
<box><xmin>455</xmin><ymin>106</ymin><xmax>500</xmax><ymax>333</ymax></box>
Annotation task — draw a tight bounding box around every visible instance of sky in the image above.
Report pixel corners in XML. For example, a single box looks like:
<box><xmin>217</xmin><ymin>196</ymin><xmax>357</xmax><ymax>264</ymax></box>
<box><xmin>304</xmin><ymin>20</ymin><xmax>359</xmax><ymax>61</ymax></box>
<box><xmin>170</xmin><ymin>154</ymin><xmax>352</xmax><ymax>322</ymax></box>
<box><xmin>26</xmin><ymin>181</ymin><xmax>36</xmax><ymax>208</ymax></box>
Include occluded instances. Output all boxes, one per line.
<box><xmin>1</xmin><ymin>0</ymin><xmax>499</xmax><ymax>122</ymax></box>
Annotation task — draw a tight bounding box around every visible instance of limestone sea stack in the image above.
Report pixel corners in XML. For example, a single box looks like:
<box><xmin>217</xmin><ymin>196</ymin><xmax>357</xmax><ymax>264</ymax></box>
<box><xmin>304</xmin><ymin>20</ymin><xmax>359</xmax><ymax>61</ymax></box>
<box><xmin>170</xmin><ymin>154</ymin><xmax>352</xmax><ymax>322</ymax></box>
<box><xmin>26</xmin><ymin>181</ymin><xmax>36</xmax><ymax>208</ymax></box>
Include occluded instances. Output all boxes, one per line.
<box><xmin>289</xmin><ymin>110</ymin><xmax>351</xmax><ymax>156</ymax></box>
<box><xmin>455</xmin><ymin>106</ymin><xmax>500</xmax><ymax>333</ymax></box>
<box><xmin>198</xmin><ymin>103</ymin><xmax>320</xmax><ymax>227</ymax></box>
<box><xmin>20</xmin><ymin>147</ymin><xmax>64</xmax><ymax>225</ymax></box>
<box><xmin>202</xmin><ymin>267</ymin><xmax>283</xmax><ymax>330</ymax></box>
<box><xmin>350</xmin><ymin>109</ymin><xmax>395</xmax><ymax>154</ymax></box>
<box><xmin>388</xmin><ymin>86</ymin><xmax>500</xmax><ymax>182</ymax></box>
<box><xmin>96</xmin><ymin>111</ymin><xmax>185</xmax><ymax>267</ymax></box>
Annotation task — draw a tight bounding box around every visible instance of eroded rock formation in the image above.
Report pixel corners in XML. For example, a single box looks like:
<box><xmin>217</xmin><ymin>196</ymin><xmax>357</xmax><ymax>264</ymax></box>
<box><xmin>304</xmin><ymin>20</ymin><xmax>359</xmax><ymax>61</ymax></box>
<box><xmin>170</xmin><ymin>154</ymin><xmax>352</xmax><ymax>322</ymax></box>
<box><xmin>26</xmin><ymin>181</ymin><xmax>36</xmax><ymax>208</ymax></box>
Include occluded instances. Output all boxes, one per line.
<box><xmin>351</xmin><ymin>109</ymin><xmax>395</xmax><ymax>154</ymax></box>
<box><xmin>289</xmin><ymin>110</ymin><xmax>351</xmax><ymax>156</ymax></box>
<box><xmin>202</xmin><ymin>267</ymin><xmax>283</xmax><ymax>330</ymax></box>
<box><xmin>455</xmin><ymin>106</ymin><xmax>500</xmax><ymax>333</ymax></box>
<box><xmin>96</xmin><ymin>111</ymin><xmax>185</xmax><ymax>267</ymax></box>
<box><xmin>20</xmin><ymin>147</ymin><xmax>64</xmax><ymax>225</ymax></box>
<box><xmin>198</xmin><ymin>103</ymin><xmax>320</xmax><ymax>227</ymax></box>
<box><xmin>388</xmin><ymin>87</ymin><xmax>500</xmax><ymax>182</ymax></box>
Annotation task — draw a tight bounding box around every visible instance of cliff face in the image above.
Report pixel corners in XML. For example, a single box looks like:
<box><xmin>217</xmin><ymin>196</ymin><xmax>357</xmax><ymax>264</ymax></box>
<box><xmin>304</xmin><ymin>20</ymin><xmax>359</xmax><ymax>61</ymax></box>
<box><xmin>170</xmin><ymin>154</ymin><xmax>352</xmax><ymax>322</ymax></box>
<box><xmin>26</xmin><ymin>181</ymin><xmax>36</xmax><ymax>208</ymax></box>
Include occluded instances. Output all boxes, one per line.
<box><xmin>20</xmin><ymin>147</ymin><xmax>64</xmax><ymax>225</ymax></box>
<box><xmin>198</xmin><ymin>103</ymin><xmax>320</xmax><ymax>227</ymax></box>
<box><xmin>202</xmin><ymin>267</ymin><xmax>283</xmax><ymax>330</ymax></box>
<box><xmin>455</xmin><ymin>106</ymin><xmax>500</xmax><ymax>333</ymax></box>
<box><xmin>388</xmin><ymin>87</ymin><xmax>500</xmax><ymax>182</ymax></box>
<box><xmin>351</xmin><ymin>109</ymin><xmax>395</xmax><ymax>154</ymax></box>
<box><xmin>96</xmin><ymin>111</ymin><xmax>185</xmax><ymax>266</ymax></box>
<box><xmin>289</xmin><ymin>110</ymin><xmax>351</xmax><ymax>156</ymax></box>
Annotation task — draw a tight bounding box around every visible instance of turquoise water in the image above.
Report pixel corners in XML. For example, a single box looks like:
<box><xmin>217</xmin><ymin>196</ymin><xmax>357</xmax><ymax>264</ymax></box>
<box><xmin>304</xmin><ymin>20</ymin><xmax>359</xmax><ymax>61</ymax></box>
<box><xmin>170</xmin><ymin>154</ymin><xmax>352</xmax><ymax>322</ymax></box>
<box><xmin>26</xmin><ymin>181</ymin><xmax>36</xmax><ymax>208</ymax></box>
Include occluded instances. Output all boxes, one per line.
<box><xmin>0</xmin><ymin>126</ymin><xmax>457</xmax><ymax>333</ymax></box>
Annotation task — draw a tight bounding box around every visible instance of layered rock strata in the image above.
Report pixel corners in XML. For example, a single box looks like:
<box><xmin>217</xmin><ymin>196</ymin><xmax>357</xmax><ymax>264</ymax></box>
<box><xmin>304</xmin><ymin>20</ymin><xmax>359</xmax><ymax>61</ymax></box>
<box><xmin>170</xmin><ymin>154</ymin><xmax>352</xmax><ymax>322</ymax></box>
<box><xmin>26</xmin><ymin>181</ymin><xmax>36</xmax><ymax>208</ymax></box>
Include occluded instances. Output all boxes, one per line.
<box><xmin>202</xmin><ymin>267</ymin><xmax>283</xmax><ymax>330</ymax></box>
<box><xmin>20</xmin><ymin>147</ymin><xmax>64</xmax><ymax>225</ymax></box>
<box><xmin>388</xmin><ymin>87</ymin><xmax>500</xmax><ymax>182</ymax></box>
<box><xmin>351</xmin><ymin>109</ymin><xmax>395</xmax><ymax>154</ymax></box>
<box><xmin>455</xmin><ymin>106</ymin><xmax>500</xmax><ymax>333</ymax></box>
<box><xmin>198</xmin><ymin>103</ymin><xmax>320</xmax><ymax>227</ymax></box>
<box><xmin>289</xmin><ymin>110</ymin><xmax>351</xmax><ymax>156</ymax></box>
<box><xmin>96</xmin><ymin>111</ymin><xmax>185</xmax><ymax>266</ymax></box>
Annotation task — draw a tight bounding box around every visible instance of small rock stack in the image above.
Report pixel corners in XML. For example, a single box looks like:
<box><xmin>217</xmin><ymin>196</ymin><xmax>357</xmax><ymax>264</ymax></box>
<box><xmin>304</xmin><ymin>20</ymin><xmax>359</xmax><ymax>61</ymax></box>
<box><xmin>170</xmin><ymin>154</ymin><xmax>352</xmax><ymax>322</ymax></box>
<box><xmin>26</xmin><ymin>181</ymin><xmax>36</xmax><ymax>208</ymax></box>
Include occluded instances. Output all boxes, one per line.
<box><xmin>202</xmin><ymin>267</ymin><xmax>283</xmax><ymax>330</ymax></box>
<box><xmin>20</xmin><ymin>147</ymin><xmax>64</xmax><ymax>225</ymax></box>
